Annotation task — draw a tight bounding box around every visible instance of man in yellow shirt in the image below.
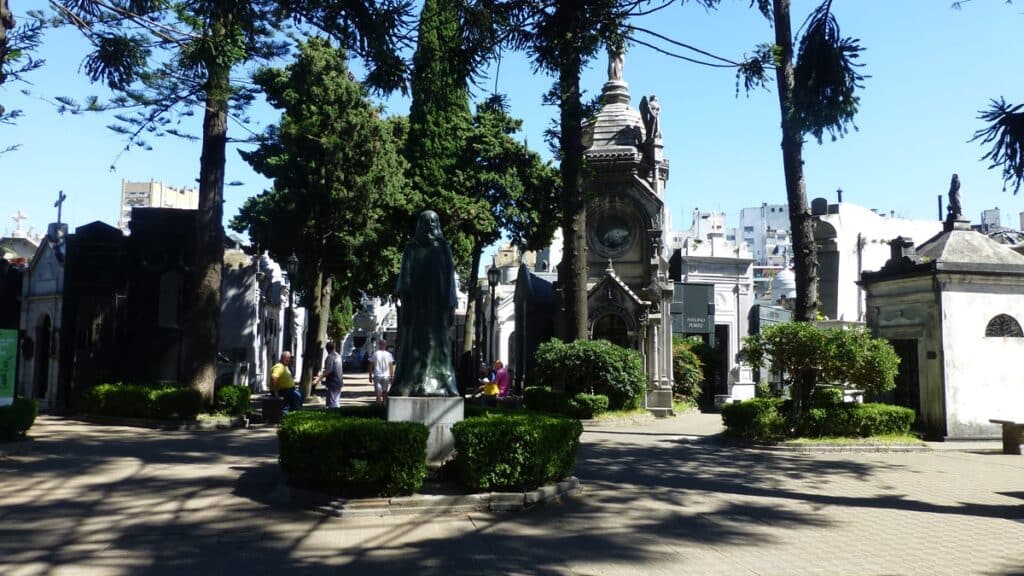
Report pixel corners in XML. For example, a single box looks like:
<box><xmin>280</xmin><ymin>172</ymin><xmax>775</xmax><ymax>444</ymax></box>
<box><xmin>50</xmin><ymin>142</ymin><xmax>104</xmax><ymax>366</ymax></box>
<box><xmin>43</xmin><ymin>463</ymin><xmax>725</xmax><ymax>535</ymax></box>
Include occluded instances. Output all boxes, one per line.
<box><xmin>270</xmin><ymin>351</ymin><xmax>302</xmax><ymax>413</ymax></box>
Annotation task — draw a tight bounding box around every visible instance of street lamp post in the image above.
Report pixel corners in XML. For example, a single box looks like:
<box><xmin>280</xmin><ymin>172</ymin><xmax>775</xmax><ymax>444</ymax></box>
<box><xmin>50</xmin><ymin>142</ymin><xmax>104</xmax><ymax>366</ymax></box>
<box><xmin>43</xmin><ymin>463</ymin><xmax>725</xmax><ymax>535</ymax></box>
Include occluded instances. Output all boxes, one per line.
<box><xmin>487</xmin><ymin>263</ymin><xmax>500</xmax><ymax>364</ymax></box>
<box><xmin>285</xmin><ymin>252</ymin><xmax>299</xmax><ymax>366</ymax></box>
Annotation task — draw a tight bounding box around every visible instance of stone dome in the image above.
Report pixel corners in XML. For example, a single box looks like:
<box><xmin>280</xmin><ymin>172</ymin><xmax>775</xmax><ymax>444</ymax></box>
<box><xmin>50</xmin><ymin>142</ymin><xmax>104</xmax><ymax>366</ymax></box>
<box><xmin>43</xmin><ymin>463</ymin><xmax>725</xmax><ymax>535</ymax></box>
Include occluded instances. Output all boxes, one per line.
<box><xmin>582</xmin><ymin>80</ymin><xmax>644</xmax><ymax>157</ymax></box>
<box><xmin>772</xmin><ymin>268</ymin><xmax>797</xmax><ymax>301</ymax></box>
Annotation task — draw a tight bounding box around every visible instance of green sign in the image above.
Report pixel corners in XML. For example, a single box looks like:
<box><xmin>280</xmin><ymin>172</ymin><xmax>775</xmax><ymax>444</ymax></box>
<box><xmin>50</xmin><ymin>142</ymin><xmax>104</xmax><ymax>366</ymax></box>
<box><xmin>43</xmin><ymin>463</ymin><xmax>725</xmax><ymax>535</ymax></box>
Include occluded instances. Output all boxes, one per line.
<box><xmin>0</xmin><ymin>329</ymin><xmax>16</xmax><ymax>406</ymax></box>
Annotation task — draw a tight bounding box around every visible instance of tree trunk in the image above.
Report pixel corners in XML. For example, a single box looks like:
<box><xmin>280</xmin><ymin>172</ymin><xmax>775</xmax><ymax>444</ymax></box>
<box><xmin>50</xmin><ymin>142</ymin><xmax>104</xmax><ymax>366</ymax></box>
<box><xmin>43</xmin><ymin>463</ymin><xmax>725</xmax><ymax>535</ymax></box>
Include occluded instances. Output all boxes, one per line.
<box><xmin>459</xmin><ymin>243</ymin><xmax>483</xmax><ymax>392</ymax></box>
<box><xmin>773</xmin><ymin>0</ymin><xmax>818</xmax><ymax>418</ymax></box>
<box><xmin>181</xmin><ymin>24</ymin><xmax>229</xmax><ymax>406</ymax></box>
<box><xmin>557</xmin><ymin>6</ymin><xmax>588</xmax><ymax>343</ymax></box>
<box><xmin>300</xmin><ymin>261</ymin><xmax>330</xmax><ymax>398</ymax></box>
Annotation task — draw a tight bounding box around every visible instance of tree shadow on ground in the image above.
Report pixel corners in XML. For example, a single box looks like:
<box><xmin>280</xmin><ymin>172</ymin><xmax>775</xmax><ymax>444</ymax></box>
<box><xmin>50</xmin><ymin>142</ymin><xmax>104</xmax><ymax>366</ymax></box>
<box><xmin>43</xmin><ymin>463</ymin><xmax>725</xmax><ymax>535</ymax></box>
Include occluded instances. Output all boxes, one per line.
<box><xmin>578</xmin><ymin>428</ymin><xmax>1024</xmax><ymax>521</ymax></box>
<box><xmin>1</xmin><ymin>415</ymin><xmax>1021</xmax><ymax>576</ymax></box>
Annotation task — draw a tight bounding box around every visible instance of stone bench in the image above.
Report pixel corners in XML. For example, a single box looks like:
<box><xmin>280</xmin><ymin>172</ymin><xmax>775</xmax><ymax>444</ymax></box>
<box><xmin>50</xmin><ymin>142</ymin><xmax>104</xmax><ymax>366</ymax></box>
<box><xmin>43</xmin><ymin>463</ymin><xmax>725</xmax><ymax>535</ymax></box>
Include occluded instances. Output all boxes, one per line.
<box><xmin>989</xmin><ymin>419</ymin><xmax>1024</xmax><ymax>455</ymax></box>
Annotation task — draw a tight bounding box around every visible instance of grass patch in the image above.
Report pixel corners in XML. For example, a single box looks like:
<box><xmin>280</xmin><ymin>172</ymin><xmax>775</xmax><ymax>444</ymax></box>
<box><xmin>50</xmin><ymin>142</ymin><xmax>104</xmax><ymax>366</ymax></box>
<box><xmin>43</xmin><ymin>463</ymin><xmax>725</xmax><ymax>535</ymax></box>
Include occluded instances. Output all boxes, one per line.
<box><xmin>784</xmin><ymin>434</ymin><xmax>924</xmax><ymax>446</ymax></box>
<box><xmin>673</xmin><ymin>399</ymin><xmax>698</xmax><ymax>414</ymax></box>
<box><xmin>593</xmin><ymin>407</ymin><xmax>651</xmax><ymax>421</ymax></box>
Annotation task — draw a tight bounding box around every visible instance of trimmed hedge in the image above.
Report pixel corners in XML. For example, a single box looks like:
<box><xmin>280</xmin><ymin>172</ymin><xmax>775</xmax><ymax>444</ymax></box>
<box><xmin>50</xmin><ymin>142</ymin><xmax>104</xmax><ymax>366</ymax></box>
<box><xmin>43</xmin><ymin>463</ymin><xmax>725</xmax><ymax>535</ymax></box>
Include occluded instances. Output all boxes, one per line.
<box><xmin>723</xmin><ymin>397</ymin><xmax>917</xmax><ymax>443</ymax></box>
<box><xmin>523</xmin><ymin>386</ymin><xmax>567</xmax><ymax>414</ymax></box>
<box><xmin>533</xmin><ymin>339</ymin><xmax>646</xmax><ymax>410</ymax></box>
<box><xmin>82</xmin><ymin>383</ymin><xmax>202</xmax><ymax>420</ymax></box>
<box><xmin>214</xmin><ymin>385</ymin><xmax>251</xmax><ymax>416</ymax></box>
<box><xmin>721</xmin><ymin>398</ymin><xmax>789</xmax><ymax>443</ymax></box>
<box><xmin>332</xmin><ymin>403</ymin><xmax>387</xmax><ymax>419</ymax></box>
<box><xmin>452</xmin><ymin>413</ymin><xmax>583</xmax><ymax>492</ymax></box>
<box><xmin>0</xmin><ymin>397</ymin><xmax>38</xmax><ymax>441</ymax></box>
<box><xmin>798</xmin><ymin>403</ymin><xmax>916</xmax><ymax>438</ymax></box>
<box><xmin>278</xmin><ymin>411</ymin><xmax>428</xmax><ymax>497</ymax></box>
<box><xmin>567</xmin><ymin>393</ymin><xmax>609</xmax><ymax>419</ymax></box>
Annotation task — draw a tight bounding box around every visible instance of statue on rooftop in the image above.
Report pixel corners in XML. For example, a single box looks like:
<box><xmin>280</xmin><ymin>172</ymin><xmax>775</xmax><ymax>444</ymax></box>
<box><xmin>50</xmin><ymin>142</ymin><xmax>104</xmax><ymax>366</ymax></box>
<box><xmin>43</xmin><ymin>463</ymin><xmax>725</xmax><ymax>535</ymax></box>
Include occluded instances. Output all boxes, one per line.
<box><xmin>947</xmin><ymin>173</ymin><xmax>963</xmax><ymax>221</ymax></box>
<box><xmin>639</xmin><ymin>95</ymin><xmax>661</xmax><ymax>143</ymax></box>
<box><xmin>389</xmin><ymin>210</ymin><xmax>459</xmax><ymax>397</ymax></box>
<box><xmin>639</xmin><ymin>95</ymin><xmax>661</xmax><ymax>174</ymax></box>
<box><xmin>607</xmin><ymin>44</ymin><xmax>624</xmax><ymax>82</ymax></box>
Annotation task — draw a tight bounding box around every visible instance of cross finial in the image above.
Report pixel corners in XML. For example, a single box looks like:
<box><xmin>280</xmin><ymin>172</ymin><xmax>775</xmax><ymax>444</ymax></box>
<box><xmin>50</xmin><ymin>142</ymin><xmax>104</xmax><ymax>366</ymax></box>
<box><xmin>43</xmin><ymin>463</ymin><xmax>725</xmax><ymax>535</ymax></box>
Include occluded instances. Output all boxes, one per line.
<box><xmin>11</xmin><ymin>209</ymin><xmax>27</xmax><ymax>232</ymax></box>
<box><xmin>54</xmin><ymin>190</ymin><xmax>67</xmax><ymax>224</ymax></box>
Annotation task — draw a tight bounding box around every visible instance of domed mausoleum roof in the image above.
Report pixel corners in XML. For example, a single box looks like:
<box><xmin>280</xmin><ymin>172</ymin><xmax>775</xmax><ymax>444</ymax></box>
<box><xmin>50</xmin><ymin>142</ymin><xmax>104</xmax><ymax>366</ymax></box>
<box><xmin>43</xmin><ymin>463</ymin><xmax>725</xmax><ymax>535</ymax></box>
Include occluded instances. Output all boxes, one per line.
<box><xmin>582</xmin><ymin>58</ymin><xmax>644</xmax><ymax>159</ymax></box>
<box><xmin>772</xmin><ymin>268</ymin><xmax>797</xmax><ymax>301</ymax></box>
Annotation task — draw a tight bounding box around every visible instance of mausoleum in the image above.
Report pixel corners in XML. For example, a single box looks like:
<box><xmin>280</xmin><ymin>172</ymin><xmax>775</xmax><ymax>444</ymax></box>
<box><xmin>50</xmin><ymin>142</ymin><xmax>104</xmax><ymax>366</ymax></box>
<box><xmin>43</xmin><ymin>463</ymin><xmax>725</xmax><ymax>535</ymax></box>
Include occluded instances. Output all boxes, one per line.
<box><xmin>578</xmin><ymin>51</ymin><xmax>675</xmax><ymax>414</ymax></box>
<box><xmin>862</xmin><ymin>203</ymin><xmax>1024</xmax><ymax>438</ymax></box>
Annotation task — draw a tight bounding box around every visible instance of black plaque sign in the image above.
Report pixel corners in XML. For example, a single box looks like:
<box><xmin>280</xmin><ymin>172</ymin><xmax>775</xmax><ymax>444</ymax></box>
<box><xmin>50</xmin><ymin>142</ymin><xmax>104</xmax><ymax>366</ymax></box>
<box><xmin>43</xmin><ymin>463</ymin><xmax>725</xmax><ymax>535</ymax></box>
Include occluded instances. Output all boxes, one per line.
<box><xmin>672</xmin><ymin>283</ymin><xmax>714</xmax><ymax>337</ymax></box>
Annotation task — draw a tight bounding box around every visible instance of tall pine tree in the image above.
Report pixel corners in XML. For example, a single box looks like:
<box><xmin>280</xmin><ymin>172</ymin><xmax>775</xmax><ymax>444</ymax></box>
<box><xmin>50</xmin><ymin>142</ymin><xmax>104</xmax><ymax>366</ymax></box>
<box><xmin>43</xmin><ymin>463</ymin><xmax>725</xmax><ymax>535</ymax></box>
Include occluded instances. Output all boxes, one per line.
<box><xmin>233</xmin><ymin>38</ymin><xmax>410</xmax><ymax>395</ymax></box>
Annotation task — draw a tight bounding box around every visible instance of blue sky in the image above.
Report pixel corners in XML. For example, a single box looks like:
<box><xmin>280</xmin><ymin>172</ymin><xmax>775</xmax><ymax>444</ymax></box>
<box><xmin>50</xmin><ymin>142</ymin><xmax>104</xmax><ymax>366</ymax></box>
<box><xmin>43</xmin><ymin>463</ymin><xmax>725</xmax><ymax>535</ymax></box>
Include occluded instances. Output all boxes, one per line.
<box><xmin>2</xmin><ymin>1</ymin><xmax>1023</xmax><ymax>243</ymax></box>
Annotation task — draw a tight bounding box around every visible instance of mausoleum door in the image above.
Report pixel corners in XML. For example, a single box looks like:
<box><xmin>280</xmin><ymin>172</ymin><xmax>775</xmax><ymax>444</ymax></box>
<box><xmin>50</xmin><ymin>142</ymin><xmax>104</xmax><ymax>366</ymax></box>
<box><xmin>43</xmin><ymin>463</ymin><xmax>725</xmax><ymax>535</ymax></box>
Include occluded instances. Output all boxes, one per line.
<box><xmin>881</xmin><ymin>339</ymin><xmax>921</xmax><ymax>429</ymax></box>
<box><xmin>592</xmin><ymin>314</ymin><xmax>629</xmax><ymax>349</ymax></box>
<box><xmin>34</xmin><ymin>315</ymin><xmax>51</xmax><ymax>399</ymax></box>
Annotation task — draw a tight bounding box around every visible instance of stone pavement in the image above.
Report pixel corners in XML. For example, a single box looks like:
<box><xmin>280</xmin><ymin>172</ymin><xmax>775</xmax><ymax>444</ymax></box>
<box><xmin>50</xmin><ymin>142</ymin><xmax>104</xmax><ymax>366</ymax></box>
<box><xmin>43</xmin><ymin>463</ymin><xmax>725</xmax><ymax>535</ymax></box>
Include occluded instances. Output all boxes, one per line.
<box><xmin>1</xmin><ymin>384</ymin><xmax>1022</xmax><ymax>576</ymax></box>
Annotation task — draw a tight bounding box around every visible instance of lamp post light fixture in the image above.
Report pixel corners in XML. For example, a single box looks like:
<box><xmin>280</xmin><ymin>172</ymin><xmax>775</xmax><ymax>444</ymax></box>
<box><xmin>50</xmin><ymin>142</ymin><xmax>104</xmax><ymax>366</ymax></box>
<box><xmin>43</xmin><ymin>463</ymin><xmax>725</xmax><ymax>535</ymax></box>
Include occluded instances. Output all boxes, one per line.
<box><xmin>285</xmin><ymin>252</ymin><xmax>299</xmax><ymax>362</ymax></box>
<box><xmin>486</xmin><ymin>263</ymin><xmax>500</xmax><ymax>363</ymax></box>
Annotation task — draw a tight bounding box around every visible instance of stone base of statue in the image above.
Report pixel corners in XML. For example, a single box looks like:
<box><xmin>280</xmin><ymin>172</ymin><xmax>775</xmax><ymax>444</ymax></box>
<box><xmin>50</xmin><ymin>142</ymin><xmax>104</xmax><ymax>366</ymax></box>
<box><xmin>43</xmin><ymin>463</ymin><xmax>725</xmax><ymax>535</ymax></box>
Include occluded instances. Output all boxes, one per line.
<box><xmin>646</xmin><ymin>385</ymin><xmax>673</xmax><ymax>418</ymax></box>
<box><xmin>387</xmin><ymin>396</ymin><xmax>464</xmax><ymax>463</ymax></box>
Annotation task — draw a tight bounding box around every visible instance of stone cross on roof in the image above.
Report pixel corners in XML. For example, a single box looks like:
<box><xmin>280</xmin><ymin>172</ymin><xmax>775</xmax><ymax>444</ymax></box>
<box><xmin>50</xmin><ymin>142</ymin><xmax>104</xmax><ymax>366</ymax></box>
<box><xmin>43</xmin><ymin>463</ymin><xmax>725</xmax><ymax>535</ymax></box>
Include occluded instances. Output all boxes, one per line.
<box><xmin>11</xmin><ymin>209</ymin><xmax>26</xmax><ymax>233</ymax></box>
<box><xmin>54</xmin><ymin>190</ymin><xmax>67</xmax><ymax>224</ymax></box>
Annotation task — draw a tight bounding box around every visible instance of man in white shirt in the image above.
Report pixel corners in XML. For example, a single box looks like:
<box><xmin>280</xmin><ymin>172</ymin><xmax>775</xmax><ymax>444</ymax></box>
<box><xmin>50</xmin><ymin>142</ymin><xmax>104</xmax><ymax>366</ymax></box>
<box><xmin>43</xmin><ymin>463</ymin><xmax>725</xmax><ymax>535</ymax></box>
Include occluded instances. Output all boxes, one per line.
<box><xmin>313</xmin><ymin>342</ymin><xmax>344</xmax><ymax>408</ymax></box>
<box><xmin>368</xmin><ymin>340</ymin><xmax>395</xmax><ymax>405</ymax></box>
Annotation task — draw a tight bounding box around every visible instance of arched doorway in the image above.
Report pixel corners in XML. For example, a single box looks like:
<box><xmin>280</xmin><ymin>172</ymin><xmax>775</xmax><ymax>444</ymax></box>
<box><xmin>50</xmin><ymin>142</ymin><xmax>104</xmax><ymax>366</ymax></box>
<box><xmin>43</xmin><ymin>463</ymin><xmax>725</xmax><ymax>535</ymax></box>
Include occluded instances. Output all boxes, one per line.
<box><xmin>592</xmin><ymin>313</ymin><xmax>629</xmax><ymax>348</ymax></box>
<box><xmin>34</xmin><ymin>314</ymin><xmax>51</xmax><ymax>399</ymax></box>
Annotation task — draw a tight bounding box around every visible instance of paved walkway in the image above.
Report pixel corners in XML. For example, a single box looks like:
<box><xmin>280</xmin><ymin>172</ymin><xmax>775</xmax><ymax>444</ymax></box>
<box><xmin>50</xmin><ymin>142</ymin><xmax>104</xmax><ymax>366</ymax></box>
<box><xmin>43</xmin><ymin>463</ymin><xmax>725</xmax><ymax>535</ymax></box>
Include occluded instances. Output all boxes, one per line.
<box><xmin>1</xmin><ymin>382</ymin><xmax>1022</xmax><ymax>576</ymax></box>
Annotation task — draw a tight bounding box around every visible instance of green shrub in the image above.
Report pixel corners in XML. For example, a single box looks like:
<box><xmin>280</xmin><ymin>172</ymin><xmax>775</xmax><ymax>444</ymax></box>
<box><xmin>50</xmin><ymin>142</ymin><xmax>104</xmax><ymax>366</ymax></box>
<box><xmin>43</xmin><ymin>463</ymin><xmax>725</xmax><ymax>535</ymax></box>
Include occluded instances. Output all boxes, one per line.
<box><xmin>150</xmin><ymin>387</ymin><xmax>202</xmax><ymax>420</ymax></box>
<box><xmin>523</xmin><ymin>386</ymin><xmax>567</xmax><ymax>414</ymax></box>
<box><xmin>853</xmin><ymin>403</ymin><xmax>915</xmax><ymax>435</ymax></box>
<box><xmin>744</xmin><ymin>323</ymin><xmax>900</xmax><ymax>397</ymax></box>
<box><xmin>672</xmin><ymin>336</ymin><xmax>704</xmax><ymax>403</ymax></box>
<box><xmin>81</xmin><ymin>383</ymin><xmax>202</xmax><ymax>420</ymax></box>
<box><xmin>534</xmin><ymin>339</ymin><xmax>646</xmax><ymax>410</ymax></box>
<box><xmin>0</xmin><ymin>397</ymin><xmax>38</xmax><ymax>441</ymax></box>
<box><xmin>452</xmin><ymin>413</ymin><xmax>582</xmax><ymax>492</ymax></box>
<box><xmin>799</xmin><ymin>403</ymin><xmax>915</xmax><ymax>437</ymax></box>
<box><xmin>721</xmin><ymin>398</ymin><xmax>789</xmax><ymax>443</ymax></box>
<box><xmin>83</xmin><ymin>383</ymin><xmax>150</xmax><ymax>418</ymax></box>
<box><xmin>811</xmin><ymin>386</ymin><xmax>844</xmax><ymax>408</ymax></box>
<box><xmin>214</xmin><ymin>385</ymin><xmax>252</xmax><ymax>416</ymax></box>
<box><xmin>566</xmin><ymin>393</ymin><xmax>609</xmax><ymax>419</ymax></box>
<box><xmin>278</xmin><ymin>411</ymin><xmax>428</xmax><ymax>497</ymax></box>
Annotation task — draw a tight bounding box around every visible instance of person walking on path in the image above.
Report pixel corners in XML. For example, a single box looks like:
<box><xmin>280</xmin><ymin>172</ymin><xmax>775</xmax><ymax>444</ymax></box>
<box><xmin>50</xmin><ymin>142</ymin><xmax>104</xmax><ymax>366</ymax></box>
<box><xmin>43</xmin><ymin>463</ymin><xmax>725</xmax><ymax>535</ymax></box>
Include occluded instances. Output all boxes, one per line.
<box><xmin>313</xmin><ymin>342</ymin><xmax>344</xmax><ymax>408</ymax></box>
<box><xmin>270</xmin><ymin>351</ymin><xmax>303</xmax><ymax>414</ymax></box>
<box><xmin>369</xmin><ymin>340</ymin><xmax>395</xmax><ymax>404</ymax></box>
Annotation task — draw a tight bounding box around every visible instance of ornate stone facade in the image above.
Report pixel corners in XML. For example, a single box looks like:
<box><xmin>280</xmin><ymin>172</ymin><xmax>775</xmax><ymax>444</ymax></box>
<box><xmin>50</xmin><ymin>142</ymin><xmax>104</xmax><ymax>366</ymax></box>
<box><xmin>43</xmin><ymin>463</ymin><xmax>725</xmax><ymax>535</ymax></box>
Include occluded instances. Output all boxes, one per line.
<box><xmin>581</xmin><ymin>58</ymin><xmax>674</xmax><ymax>414</ymax></box>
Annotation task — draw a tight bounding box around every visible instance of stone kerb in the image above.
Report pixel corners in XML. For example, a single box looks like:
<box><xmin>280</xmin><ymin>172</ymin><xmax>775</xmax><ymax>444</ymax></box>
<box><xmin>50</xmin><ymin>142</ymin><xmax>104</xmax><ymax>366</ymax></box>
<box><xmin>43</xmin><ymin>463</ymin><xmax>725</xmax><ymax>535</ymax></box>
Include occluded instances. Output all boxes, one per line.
<box><xmin>387</xmin><ymin>396</ymin><xmax>464</xmax><ymax>462</ymax></box>
<box><xmin>281</xmin><ymin>477</ymin><xmax>583</xmax><ymax>518</ymax></box>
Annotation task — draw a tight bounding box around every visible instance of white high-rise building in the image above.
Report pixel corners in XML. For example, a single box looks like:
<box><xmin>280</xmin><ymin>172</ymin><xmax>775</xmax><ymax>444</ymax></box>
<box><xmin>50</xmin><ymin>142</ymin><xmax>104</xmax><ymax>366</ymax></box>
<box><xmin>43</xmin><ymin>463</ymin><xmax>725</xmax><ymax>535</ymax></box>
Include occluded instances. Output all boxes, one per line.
<box><xmin>739</xmin><ymin>203</ymin><xmax>791</xmax><ymax>266</ymax></box>
<box><xmin>118</xmin><ymin>179</ymin><xmax>199</xmax><ymax>232</ymax></box>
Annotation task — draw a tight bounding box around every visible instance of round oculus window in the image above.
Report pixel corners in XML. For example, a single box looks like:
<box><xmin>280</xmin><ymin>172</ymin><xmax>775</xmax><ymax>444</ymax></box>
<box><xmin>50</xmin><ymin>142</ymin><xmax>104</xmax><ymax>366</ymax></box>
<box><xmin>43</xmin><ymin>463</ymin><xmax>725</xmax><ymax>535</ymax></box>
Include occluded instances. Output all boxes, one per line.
<box><xmin>590</xmin><ymin>200</ymin><xmax>637</xmax><ymax>258</ymax></box>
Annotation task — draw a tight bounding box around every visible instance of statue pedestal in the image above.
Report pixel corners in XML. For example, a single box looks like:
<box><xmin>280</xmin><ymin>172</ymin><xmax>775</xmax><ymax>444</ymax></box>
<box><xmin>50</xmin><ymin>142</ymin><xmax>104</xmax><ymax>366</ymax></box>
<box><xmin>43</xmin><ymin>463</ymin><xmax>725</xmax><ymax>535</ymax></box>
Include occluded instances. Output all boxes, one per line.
<box><xmin>387</xmin><ymin>397</ymin><xmax>464</xmax><ymax>463</ymax></box>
